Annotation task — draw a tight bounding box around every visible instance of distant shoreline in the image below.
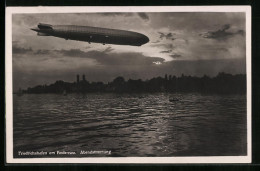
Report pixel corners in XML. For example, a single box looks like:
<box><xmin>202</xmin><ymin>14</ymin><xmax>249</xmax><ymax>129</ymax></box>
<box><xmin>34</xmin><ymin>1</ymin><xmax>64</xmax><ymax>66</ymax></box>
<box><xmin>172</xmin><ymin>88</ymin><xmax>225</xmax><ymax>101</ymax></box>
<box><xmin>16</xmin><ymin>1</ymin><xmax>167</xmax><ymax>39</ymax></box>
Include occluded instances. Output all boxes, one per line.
<box><xmin>18</xmin><ymin>72</ymin><xmax>246</xmax><ymax>95</ymax></box>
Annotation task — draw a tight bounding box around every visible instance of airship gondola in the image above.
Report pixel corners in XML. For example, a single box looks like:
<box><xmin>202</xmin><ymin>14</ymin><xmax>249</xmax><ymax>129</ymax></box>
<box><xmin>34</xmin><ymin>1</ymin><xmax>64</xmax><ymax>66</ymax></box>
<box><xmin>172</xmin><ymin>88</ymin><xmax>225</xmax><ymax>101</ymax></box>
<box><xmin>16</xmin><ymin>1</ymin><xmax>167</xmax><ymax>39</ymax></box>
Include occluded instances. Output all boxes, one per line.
<box><xmin>31</xmin><ymin>23</ymin><xmax>149</xmax><ymax>46</ymax></box>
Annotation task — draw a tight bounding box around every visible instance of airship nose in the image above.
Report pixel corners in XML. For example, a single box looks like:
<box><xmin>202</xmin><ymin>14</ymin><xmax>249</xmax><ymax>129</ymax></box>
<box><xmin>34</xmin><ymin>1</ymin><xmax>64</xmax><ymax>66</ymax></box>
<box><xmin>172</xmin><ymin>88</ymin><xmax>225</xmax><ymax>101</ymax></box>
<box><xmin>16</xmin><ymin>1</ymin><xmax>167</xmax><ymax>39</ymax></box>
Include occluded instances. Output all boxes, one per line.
<box><xmin>30</xmin><ymin>27</ymin><xmax>40</xmax><ymax>32</ymax></box>
<box><xmin>143</xmin><ymin>35</ymin><xmax>149</xmax><ymax>44</ymax></box>
<box><xmin>138</xmin><ymin>34</ymin><xmax>149</xmax><ymax>45</ymax></box>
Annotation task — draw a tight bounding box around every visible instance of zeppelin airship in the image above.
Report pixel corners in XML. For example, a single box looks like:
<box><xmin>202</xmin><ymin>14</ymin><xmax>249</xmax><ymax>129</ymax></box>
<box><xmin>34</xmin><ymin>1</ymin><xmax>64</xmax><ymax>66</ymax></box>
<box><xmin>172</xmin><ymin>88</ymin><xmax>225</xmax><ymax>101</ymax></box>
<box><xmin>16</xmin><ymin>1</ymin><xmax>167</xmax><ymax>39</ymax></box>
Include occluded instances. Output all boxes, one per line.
<box><xmin>31</xmin><ymin>23</ymin><xmax>149</xmax><ymax>46</ymax></box>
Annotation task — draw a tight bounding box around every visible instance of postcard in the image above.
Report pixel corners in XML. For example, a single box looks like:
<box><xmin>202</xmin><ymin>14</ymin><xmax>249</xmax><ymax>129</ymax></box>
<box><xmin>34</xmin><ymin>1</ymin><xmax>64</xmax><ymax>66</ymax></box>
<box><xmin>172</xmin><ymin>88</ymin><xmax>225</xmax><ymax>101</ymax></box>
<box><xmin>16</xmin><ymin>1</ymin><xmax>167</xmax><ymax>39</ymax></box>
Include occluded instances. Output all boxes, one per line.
<box><xmin>5</xmin><ymin>6</ymin><xmax>251</xmax><ymax>163</ymax></box>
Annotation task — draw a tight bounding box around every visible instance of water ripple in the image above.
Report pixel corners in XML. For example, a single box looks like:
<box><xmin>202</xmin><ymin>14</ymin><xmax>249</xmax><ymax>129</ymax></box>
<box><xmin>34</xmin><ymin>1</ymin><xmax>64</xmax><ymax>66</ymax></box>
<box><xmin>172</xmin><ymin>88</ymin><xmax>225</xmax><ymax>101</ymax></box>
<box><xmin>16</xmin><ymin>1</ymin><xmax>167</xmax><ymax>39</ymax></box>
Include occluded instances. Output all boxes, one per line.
<box><xmin>13</xmin><ymin>93</ymin><xmax>247</xmax><ymax>157</ymax></box>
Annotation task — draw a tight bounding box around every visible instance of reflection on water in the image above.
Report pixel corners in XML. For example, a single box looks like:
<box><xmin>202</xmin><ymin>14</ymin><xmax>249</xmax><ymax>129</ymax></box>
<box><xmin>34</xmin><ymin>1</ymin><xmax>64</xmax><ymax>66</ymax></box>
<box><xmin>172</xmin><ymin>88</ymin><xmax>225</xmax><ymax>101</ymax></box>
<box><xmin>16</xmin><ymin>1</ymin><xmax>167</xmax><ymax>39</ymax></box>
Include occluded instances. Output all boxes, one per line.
<box><xmin>13</xmin><ymin>93</ymin><xmax>247</xmax><ymax>157</ymax></box>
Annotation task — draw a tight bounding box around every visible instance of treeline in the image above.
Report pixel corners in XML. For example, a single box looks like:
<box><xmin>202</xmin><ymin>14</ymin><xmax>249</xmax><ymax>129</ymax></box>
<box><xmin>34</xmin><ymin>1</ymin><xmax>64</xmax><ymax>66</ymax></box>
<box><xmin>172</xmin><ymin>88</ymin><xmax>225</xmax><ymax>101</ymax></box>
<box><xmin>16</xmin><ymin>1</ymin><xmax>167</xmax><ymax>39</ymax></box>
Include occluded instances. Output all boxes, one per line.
<box><xmin>26</xmin><ymin>72</ymin><xmax>246</xmax><ymax>94</ymax></box>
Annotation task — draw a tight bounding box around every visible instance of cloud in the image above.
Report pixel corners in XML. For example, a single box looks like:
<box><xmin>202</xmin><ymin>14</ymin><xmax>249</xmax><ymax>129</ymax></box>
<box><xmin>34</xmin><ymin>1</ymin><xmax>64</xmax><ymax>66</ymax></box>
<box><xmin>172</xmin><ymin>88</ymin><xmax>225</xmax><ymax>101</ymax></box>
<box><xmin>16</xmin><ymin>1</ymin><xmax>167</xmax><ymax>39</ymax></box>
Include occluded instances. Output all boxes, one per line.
<box><xmin>158</xmin><ymin>32</ymin><xmax>175</xmax><ymax>40</ymax></box>
<box><xmin>160</xmin><ymin>50</ymin><xmax>172</xmax><ymax>53</ymax></box>
<box><xmin>53</xmin><ymin>48</ymin><xmax>165</xmax><ymax>65</ymax></box>
<box><xmin>199</xmin><ymin>24</ymin><xmax>245</xmax><ymax>40</ymax></box>
<box><xmin>221</xmin><ymin>24</ymin><xmax>231</xmax><ymax>31</ymax></box>
<box><xmin>170</xmin><ymin>54</ymin><xmax>182</xmax><ymax>58</ymax></box>
<box><xmin>137</xmin><ymin>13</ymin><xmax>149</xmax><ymax>21</ymax></box>
<box><xmin>152</xmin><ymin>40</ymin><xmax>160</xmax><ymax>43</ymax></box>
<box><xmin>58</xmin><ymin>49</ymin><xmax>87</xmax><ymax>57</ymax></box>
<box><xmin>13</xmin><ymin>45</ymin><xmax>33</xmax><ymax>54</ymax></box>
<box><xmin>76</xmin><ymin>50</ymin><xmax>165</xmax><ymax>66</ymax></box>
<box><xmin>237</xmin><ymin>30</ymin><xmax>245</xmax><ymax>36</ymax></box>
<box><xmin>149</xmin><ymin>13</ymin><xmax>245</xmax><ymax>33</ymax></box>
<box><xmin>102</xmin><ymin>46</ymin><xmax>114</xmax><ymax>53</ymax></box>
<box><xmin>14</xmin><ymin>46</ymin><xmax>166</xmax><ymax>66</ymax></box>
<box><xmin>34</xmin><ymin>49</ymin><xmax>52</xmax><ymax>55</ymax></box>
<box><xmin>151</xmin><ymin>43</ymin><xmax>175</xmax><ymax>49</ymax></box>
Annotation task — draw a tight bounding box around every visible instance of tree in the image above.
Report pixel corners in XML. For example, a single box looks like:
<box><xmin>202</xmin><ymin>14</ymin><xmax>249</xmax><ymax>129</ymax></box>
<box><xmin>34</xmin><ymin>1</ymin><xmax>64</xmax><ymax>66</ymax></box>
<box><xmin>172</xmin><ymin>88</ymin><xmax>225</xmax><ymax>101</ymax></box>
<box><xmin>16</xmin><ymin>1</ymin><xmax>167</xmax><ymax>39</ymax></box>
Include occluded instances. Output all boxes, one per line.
<box><xmin>112</xmin><ymin>76</ymin><xmax>125</xmax><ymax>85</ymax></box>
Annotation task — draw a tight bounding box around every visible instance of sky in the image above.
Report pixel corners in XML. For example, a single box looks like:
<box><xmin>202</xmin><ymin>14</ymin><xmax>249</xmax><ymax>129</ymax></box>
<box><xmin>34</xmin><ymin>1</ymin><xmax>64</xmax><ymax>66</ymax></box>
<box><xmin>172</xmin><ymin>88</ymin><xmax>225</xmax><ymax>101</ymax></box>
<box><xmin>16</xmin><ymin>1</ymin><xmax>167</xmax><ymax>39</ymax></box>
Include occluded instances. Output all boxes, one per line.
<box><xmin>12</xmin><ymin>12</ymin><xmax>246</xmax><ymax>90</ymax></box>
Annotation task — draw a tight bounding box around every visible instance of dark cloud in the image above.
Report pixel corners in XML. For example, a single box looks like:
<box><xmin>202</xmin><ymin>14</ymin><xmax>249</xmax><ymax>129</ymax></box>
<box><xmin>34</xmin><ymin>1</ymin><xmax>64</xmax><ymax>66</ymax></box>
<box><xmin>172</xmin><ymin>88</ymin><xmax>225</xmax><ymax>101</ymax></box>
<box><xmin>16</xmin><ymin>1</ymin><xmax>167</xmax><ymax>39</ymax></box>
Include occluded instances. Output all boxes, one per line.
<box><xmin>12</xmin><ymin>41</ymin><xmax>20</xmax><ymax>45</ymax></box>
<box><xmin>149</xmin><ymin>13</ymin><xmax>245</xmax><ymax>33</ymax></box>
<box><xmin>199</xmin><ymin>24</ymin><xmax>245</xmax><ymax>40</ymax></box>
<box><xmin>34</xmin><ymin>49</ymin><xmax>51</xmax><ymax>55</ymax></box>
<box><xmin>170</xmin><ymin>54</ymin><xmax>182</xmax><ymax>58</ymax></box>
<box><xmin>237</xmin><ymin>30</ymin><xmax>245</xmax><ymax>36</ymax></box>
<box><xmin>158</xmin><ymin>32</ymin><xmax>176</xmax><ymax>40</ymax></box>
<box><xmin>137</xmin><ymin>13</ymin><xmax>149</xmax><ymax>21</ymax></box>
<box><xmin>207</xmin><ymin>47</ymin><xmax>229</xmax><ymax>52</ymax></box>
<box><xmin>24</xmin><ymin>48</ymin><xmax>165</xmax><ymax>66</ymax></box>
<box><xmin>13</xmin><ymin>45</ymin><xmax>33</xmax><ymax>54</ymax></box>
<box><xmin>221</xmin><ymin>24</ymin><xmax>231</xmax><ymax>31</ymax></box>
<box><xmin>57</xmin><ymin>48</ymin><xmax>87</xmax><ymax>57</ymax></box>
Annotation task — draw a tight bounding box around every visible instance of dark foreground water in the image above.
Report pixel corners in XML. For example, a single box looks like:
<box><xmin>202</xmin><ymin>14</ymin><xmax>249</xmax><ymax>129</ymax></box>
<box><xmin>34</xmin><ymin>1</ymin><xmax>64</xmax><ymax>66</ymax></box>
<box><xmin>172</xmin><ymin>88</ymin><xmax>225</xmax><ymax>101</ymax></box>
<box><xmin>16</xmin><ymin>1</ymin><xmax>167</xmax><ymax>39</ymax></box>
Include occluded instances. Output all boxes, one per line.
<box><xmin>13</xmin><ymin>93</ymin><xmax>247</xmax><ymax>157</ymax></box>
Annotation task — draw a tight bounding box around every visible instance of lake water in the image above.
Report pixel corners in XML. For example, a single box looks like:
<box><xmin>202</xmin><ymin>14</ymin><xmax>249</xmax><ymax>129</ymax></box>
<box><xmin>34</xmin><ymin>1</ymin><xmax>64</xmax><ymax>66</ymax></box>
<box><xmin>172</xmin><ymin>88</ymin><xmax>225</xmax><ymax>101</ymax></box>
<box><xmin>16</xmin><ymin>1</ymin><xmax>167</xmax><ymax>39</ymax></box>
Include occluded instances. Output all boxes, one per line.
<box><xmin>13</xmin><ymin>93</ymin><xmax>247</xmax><ymax>157</ymax></box>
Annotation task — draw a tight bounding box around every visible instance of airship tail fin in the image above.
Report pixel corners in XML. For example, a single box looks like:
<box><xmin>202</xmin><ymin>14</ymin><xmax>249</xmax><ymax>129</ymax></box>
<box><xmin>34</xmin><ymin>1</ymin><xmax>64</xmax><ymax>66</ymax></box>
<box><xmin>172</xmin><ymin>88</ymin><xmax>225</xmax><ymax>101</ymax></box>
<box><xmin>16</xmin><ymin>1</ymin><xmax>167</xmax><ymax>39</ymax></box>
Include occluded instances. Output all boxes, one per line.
<box><xmin>38</xmin><ymin>23</ymin><xmax>53</xmax><ymax>30</ymax></box>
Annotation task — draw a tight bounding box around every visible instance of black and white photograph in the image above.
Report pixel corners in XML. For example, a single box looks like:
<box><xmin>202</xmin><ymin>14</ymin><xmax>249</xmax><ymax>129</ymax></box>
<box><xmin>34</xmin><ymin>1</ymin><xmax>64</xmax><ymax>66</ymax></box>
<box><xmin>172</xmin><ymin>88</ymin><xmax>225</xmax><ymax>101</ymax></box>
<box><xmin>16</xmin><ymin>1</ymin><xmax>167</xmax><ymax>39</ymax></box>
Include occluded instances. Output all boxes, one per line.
<box><xmin>5</xmin><ymin>6</ymin><xmax>251</xmax><ymax>163</ymax></box>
